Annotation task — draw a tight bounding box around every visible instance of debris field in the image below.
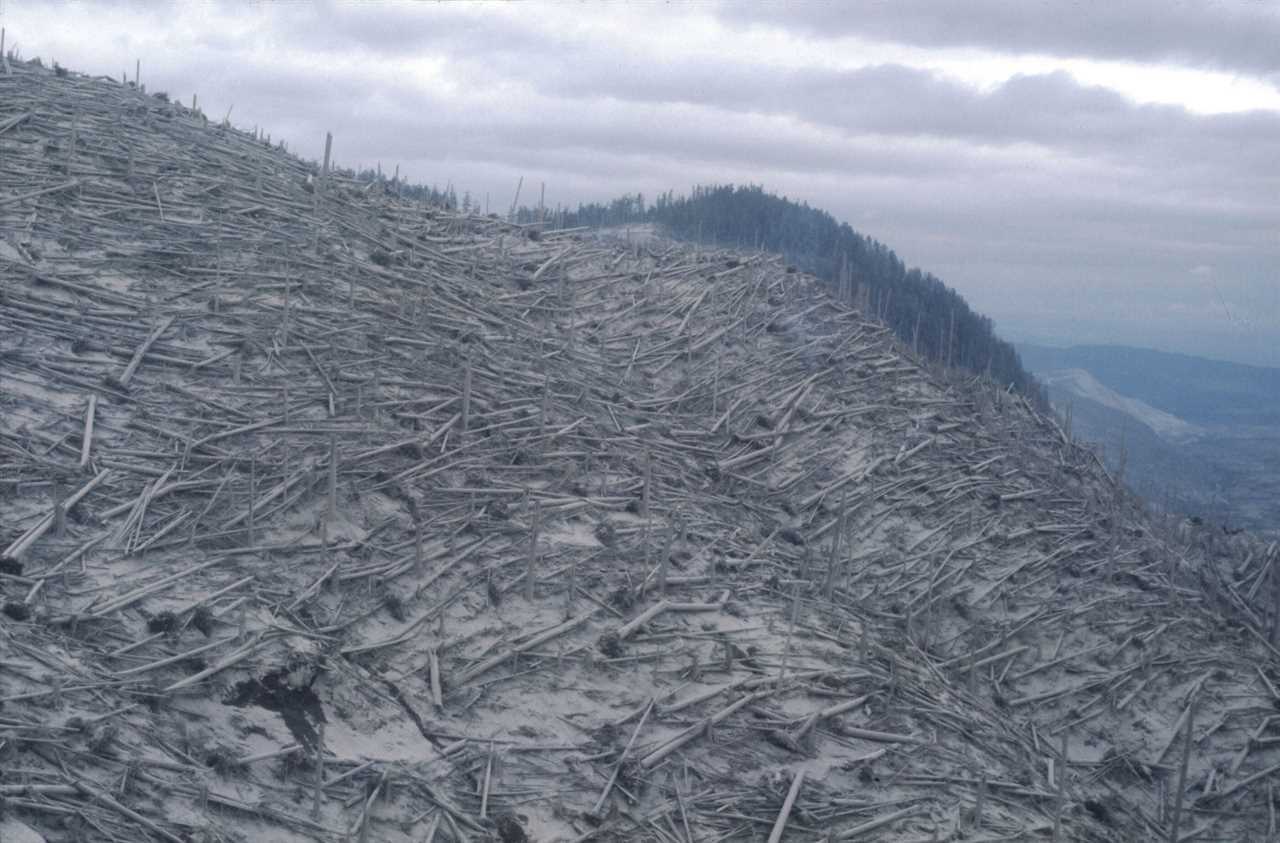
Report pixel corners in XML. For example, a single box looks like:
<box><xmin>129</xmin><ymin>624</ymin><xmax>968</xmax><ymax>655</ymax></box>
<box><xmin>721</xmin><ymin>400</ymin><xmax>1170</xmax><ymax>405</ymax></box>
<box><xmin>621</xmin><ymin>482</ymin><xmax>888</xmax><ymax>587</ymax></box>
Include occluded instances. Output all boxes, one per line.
<box><xmin>3</xmin><ymin>55</ymin><xmax>1280</xmax><ymax>842</ymax></box>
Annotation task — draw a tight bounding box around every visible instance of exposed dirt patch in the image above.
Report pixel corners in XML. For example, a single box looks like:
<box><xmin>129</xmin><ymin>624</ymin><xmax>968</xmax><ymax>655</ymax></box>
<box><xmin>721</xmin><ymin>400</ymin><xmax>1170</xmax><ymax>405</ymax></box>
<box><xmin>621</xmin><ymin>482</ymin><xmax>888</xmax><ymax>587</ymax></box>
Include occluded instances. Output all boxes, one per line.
<box><xmin>225</xmin><ymin>665</ymin><xmax>326</xmax><ymax>751</ymax></box>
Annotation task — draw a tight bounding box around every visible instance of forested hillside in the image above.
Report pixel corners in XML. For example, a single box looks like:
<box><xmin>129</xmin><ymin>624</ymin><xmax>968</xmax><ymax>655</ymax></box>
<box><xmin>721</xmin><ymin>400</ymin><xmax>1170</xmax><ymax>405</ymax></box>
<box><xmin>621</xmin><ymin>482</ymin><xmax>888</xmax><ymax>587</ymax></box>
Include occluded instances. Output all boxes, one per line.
<box><xmin>549</xmin><ymin>185</ymin><xmax>1043</xmax><ymax>401</ymax></box>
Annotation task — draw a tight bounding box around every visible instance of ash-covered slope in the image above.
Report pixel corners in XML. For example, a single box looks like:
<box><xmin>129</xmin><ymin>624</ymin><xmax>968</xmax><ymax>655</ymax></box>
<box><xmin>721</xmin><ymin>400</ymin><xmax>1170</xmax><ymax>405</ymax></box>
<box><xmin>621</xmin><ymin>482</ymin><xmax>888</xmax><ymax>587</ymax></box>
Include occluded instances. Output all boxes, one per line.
<box><xmin>2</xmin><ymin>57</ymin><xmax>1279</xmax><ymax>843</ymax></box>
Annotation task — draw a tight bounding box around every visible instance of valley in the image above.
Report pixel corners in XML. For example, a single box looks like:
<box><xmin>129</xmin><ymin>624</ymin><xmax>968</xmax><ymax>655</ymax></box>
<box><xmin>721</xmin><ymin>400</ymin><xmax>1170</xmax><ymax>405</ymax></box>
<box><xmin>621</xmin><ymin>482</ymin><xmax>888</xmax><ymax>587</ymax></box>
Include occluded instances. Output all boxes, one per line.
<box><xmin>1019</xmin><ymin>343</ymin><xmax>1280</xmax><ymax>535</ymax></box>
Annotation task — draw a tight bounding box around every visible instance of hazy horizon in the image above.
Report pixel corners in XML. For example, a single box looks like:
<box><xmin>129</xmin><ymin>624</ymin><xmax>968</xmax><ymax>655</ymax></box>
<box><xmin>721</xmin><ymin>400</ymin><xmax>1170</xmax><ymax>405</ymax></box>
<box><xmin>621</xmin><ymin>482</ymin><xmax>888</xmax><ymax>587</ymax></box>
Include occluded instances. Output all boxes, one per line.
<box><xmin>4</xmin><ymin>1</ymin><xmax>1276</xmax><ymax>367</ymax></box>
<box><xmin>1003</xmin><ymin>319</ymin><xmax>1280</xmax><ymax>371</ymax></box>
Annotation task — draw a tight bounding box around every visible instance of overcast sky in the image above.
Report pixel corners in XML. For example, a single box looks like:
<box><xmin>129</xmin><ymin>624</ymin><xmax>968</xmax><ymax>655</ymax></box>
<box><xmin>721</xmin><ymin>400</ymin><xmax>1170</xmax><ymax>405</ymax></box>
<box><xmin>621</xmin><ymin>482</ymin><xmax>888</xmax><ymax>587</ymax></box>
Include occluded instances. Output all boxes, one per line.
<box><xmin>5</xmin><ymin>1</ymin><xmax>1278</xmax><ymax>367</ymax></box>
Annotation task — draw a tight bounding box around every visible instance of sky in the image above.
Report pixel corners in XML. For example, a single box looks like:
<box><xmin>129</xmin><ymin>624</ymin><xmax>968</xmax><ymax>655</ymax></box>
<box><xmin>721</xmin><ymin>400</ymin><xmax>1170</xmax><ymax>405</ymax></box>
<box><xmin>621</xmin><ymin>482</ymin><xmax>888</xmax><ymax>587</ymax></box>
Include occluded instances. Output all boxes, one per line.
<box><xmin>3</xmin><ymin>0</ymin><xmax>1278</xmax><ymax>367</ymax></box>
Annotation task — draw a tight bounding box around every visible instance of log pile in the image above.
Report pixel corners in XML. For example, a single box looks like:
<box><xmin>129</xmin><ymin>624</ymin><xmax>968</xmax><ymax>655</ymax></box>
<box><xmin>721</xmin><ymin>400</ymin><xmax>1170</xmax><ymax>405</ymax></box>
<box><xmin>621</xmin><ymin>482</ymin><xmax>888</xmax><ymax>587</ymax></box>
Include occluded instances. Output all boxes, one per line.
<box><xmin>2</xmin><ymin>54</ymin><xmax>1280</xmax><ymax>842</ymax></box>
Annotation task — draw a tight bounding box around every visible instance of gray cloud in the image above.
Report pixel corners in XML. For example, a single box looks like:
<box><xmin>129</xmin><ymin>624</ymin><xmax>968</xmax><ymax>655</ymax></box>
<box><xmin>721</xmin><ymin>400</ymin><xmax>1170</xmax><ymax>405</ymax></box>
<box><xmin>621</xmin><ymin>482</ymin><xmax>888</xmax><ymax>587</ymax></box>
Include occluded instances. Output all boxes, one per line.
<box><xmin>722</xmin><ymin>0</ymin><xmax>1280</xmax><ymax>81</ymax></box>
<box><xmin>545</xmin><ymin>53</ymin><xmax>1280</xmax><ymax>173</ymax></box>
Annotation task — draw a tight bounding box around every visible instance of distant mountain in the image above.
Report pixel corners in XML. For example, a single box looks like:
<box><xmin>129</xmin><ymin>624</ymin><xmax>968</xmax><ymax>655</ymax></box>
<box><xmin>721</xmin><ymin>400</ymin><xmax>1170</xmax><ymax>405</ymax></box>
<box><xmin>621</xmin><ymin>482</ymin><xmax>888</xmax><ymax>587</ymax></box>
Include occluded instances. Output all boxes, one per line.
<box><xmin>1018</xmin><ymin>343</ymin><xmax>1280</xmax><ymax>426</ymax></box>
<box><xmin>1019</xmin><ymin>343</ymin><xmax>1280</xmax><ymax>533</ymax></box>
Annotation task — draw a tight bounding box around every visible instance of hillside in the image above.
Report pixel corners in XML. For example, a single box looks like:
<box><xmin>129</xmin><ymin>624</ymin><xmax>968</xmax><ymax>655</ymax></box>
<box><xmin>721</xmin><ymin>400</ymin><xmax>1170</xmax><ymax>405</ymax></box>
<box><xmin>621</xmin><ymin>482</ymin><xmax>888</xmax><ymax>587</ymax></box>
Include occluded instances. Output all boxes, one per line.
<box><xmin>551</xmin><ymin>186</ymin><xmax>1044</xmax><ymax>403</ymax></box>
<box><xmin>3</xmin><ymin>55</ymin><xmax>1280</xmax><ymax>843</ymax></box>
<box><xmin>1020</xmin><ymin>344</ymin><xmax>1280</xmax><ymax>533</ymax></box>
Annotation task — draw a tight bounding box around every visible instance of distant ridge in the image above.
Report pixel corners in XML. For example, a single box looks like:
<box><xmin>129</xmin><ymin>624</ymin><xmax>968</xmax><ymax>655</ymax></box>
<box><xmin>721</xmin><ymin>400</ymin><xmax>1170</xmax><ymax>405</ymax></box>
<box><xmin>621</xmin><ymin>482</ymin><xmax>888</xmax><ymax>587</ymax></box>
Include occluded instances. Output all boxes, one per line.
<box><xmin>1018</xmin><ymin>343</ymin><xmax>1280</xmax><ymax>426</ymax></box>
<box><xmin>1020</xmin><ymin>342</ymin><xmax>1280</xmax><ymax>533</ymax></box>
